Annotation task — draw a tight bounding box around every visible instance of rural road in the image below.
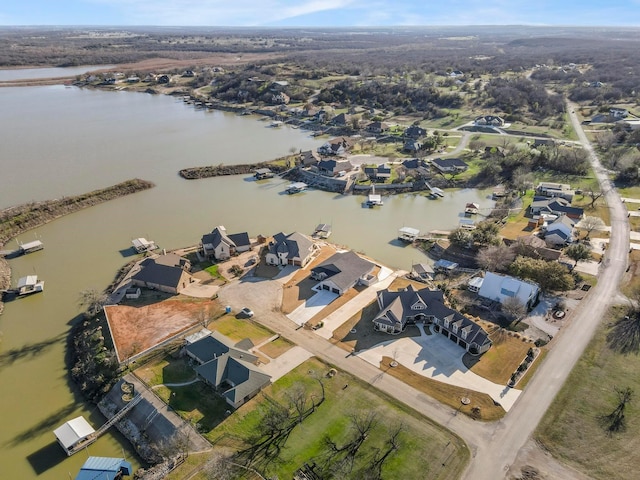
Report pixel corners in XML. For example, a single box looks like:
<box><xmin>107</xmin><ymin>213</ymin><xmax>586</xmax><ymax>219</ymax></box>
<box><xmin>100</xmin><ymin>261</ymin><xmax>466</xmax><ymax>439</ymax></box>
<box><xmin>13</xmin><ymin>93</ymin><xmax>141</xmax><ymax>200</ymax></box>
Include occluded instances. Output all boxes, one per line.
<box><xmin>217</xmin><ymin>100</ymin><xmax>629</xmax><ymax>479</ymax></box>
<box><xmin>460</xmin><ymin>101</ymin><xmax>630</xmax><ymax>479</ymax></box>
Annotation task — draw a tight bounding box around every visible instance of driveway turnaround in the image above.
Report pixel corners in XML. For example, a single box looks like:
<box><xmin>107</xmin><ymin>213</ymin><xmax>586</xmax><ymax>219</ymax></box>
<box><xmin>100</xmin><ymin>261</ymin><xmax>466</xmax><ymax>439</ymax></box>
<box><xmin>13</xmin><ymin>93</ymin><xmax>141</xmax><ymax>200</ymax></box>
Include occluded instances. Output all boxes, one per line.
<box><xmin>357</xmin><ymin>326</ymin><xmax>522</xmax><ymax>411</ymax></box>
<box><xmin>287</xmin><ymin>290</ymin><xmax>339</xmax><ymax>326</ymax></box>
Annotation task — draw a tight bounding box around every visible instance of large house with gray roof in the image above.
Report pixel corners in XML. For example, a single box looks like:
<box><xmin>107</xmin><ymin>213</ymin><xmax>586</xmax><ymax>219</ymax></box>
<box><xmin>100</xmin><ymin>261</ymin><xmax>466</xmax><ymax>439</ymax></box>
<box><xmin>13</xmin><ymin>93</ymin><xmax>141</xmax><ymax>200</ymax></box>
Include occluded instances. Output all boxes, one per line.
<box><xmin>373</xmin><ymin>285</ymin><xmax>491</xmax><ymax>355</ymax></box>
<box><xmin>201</xmin><ymin>225</ymin><xmax>251</xmax><ymax>261</ymax></box>
<box><xmin>310</xmin><ymin>251</ymin><xmax>377</xmax><ymax>295</ymax></box>
<box><xmin>131</xmin><ymin>253</ymin><xmax>194</xmax><ymax>294</ymax></box>
<box><xmin>265</xmin><ymin>232</ymin><xmax>316</xmax><ymax>267</ymax></box>
<box><xmin>185</xmin><ymin>331</ymin><xmax>271</xmax><ymax>408</ymax></box>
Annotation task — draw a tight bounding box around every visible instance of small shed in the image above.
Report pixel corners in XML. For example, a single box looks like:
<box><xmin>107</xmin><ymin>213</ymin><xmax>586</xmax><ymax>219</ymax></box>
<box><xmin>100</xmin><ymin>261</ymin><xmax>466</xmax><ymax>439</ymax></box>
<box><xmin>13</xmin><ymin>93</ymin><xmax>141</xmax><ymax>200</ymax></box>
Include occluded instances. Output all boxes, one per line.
<box><xmin>54</xmin><ymin>416</ymin><xmax>96</xmax><ymax>456</ymax></box>
<box><xmin>467</xmin><ymin>277</ymin><xmax>484</xmax><ymax>293</ymax></box>
<box><xmin>434</xmin><ymin>259</ymin><xmax>458</xmax><ymax>274</ymax></box>
<box><xmin>124</xmin><ymin>287</ymin><xmax>141</xmax><ymax>299</ymax></box>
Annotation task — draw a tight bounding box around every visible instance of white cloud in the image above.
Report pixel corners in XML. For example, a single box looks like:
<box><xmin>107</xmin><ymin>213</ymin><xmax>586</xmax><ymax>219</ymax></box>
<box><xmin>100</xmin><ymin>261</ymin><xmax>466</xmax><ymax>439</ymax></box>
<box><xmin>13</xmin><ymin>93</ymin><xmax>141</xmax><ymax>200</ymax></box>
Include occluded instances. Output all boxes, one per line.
<box><xmin>87</xmin><ymin>0</ymin><xmax>358</xmax><ymax>26</ymax></box>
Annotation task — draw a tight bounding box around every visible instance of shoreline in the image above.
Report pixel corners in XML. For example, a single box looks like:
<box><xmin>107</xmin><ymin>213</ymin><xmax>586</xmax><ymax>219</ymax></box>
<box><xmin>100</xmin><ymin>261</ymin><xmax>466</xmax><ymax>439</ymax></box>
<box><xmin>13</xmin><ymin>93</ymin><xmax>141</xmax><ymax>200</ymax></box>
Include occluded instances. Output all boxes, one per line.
<box><xmin>0</xmin><ymin>178</ymin><xmax>155</xmax><ymax>315</ymax></box>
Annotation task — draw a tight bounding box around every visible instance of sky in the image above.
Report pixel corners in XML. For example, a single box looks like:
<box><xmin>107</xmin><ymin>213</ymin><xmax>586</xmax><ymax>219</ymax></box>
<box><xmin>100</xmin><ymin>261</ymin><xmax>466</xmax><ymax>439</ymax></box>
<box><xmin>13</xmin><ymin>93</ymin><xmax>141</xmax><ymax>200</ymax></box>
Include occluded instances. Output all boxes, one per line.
<box><xmin>1</xmin><ymin>0</ymin><xmax>640</xmax><ymax>27</ymax></box>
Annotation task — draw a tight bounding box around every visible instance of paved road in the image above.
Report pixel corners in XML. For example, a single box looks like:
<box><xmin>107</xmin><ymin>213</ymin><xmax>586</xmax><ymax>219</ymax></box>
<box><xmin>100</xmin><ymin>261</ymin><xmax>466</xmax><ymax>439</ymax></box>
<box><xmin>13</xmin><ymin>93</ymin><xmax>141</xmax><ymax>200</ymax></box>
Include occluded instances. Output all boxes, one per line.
<box><xmin>217</xmin><ymin>104</ymin><xmax>629</xmax><ymax>479</ymax></box>
<box><xmin>461</xmin><ymin>101</ymin><xmax>630</xmax><ymax>479</ymax></box>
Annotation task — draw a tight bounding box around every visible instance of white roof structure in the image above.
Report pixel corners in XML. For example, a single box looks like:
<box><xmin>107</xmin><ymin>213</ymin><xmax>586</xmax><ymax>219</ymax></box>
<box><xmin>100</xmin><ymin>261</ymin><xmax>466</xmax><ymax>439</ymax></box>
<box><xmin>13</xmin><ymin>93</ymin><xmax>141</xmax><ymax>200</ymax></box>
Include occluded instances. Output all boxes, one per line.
<box><xmin>54</xmin><ymin>416</ymin><xmax>95</xmax><ymax>453</ymax></box>
<box><xmin>20</xmin><ymin>240</ymin><xmax>43</xmax><ymax>251</ymax></box>
<box><xmin>16</xmin><ymin>275</ymin><xmax>38</xmax><ymax>288</ymax></box>
<box><xmin>399</xmin><ymin>227</ymin><xmax>420</xmax><ymax>237</ymax></box>
<box><xmin>478</xmin><ymin>272</ymin><xmax>539</xmax><ymax>307</ymax></box>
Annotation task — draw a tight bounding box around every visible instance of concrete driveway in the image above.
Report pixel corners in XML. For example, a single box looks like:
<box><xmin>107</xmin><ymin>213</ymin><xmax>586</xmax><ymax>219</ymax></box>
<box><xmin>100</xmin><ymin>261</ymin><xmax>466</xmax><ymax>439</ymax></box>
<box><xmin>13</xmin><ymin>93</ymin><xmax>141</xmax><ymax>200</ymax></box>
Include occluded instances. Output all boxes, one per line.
<box><xmin>180</xmin><ymin>281</ymin><xmax>219</xmax><ymax>298</ymax></box>
<box><xmin>260</xmin><ymin>346</ymin><xmax>313</xmax><ymax>381</ymax></box>
<box><xmin>287</xmin><ymin>290</ymin><xmax>339</xmax><ymax>326</ymax></box>
<box><xmin>357</xmin><ymin>325</ymin><xmax>522</xmax><ymax>411</ymax></box>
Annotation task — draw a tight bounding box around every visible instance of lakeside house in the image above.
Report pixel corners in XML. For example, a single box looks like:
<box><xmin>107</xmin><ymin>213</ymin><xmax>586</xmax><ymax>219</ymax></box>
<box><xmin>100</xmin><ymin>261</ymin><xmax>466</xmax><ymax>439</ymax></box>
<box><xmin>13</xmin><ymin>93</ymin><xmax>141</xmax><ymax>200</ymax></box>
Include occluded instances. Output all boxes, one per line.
<box><xmin>363</xmin><ymin>164</ymin><xmax>392</xmax><ymax>182</ymax></box>
<box><xmin>201</xmin><ymin>226</ymin><xmax>251</xmax><ymax>261</ymax></box>
<box><xmin>131</xmin><ymin>253</ymin><xmax>194</xmax><ymax>294</ymax></box>
<box><xmin>310</xmin><ymin>250</ymin><xmax>377</xmax><ymax>295</ymax></box>
<box><xmin>535</xmin><ymin>182</ymin><xmax>575</xmax><ymax>202</ymax></box>
<box><xmin>431</xmin><ymin>158</ymin><xmax>468</xmax><ymax>173</ymax></box>
<box><xmin>265</xmin><ymin>232</ymin><xmax>316</xmax><ymax>267</ymax></box>
<box><xmin>317</xmin><ymin>159</ymin><xmax>354</xmax><ymax>177</ymax></box>
<box><xmin>529</xmin><ymin>198</ymin><xmax>584</xmax><ymax>220</ymax></box>
<box><xmin>373</xmin><ymin>285</ymin><xmax>492</xmax><ymax>355</ymax></box>
<box><xmin>477</xmin><ymin>272</ymin><xmax>540</xmax><ymax>310</ymax></box>
<box><xmin>317</xmin><ymin>137</ymin><xmax>354</xmax><ymax>156</ymax></box>
<box><xmin>186</xmin><ymin>331</ymin><xmax>271</xmax><ymax>408</ymax></box>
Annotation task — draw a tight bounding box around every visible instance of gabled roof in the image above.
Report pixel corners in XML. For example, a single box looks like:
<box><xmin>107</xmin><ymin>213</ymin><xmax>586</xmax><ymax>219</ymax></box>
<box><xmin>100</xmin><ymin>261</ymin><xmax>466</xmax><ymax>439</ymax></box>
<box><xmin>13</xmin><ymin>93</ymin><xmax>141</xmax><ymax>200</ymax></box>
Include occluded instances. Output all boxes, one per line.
<box><xmin>54</xmin><ymin>416</ymin><xmax>95</xmax><ymax>450</ymax></box>
<box><xmin>202</xmin><ymin>225</ymin><xmax>232</xmax><ymax>249</ymax></box>
<box><xmin>132</xmin><ymin>258</ymin><xmax>188</xmax><ymax>289</ymax></box>
<box><xmin>269</xmin><ymin>232</ymin><xmax>314</xmax><ymax>260</ymax></box>
<box><xmin>186</xmin><ymin>331</ymin><xmax>257</xmax><ymax>364</ymax></box>
<box><xmin>152</xmin><ymin>253</ymin><xmax>189</xmax><ymax>269</ymax></box>
<box><xmin>478</xmin><ymin>272</ymin><xmax>539</xmax><ymax>305</ymax></box>
<box><xmin>228</xmin><ymin>232</ymin><xmax>251</xmax><ymax>248</ymax></box>
<box><xmin>76</xmin><ymin>457</ymin><xmax>132</xmax><ymax>480</ymax></box>
<box><xmin>311</xmin><ymin>251</ymin><xmax>375</xmax><ymax>292</ymax></box>
<box><xmin>432</xmin><ymin>158</ymin><xmax>468</xmax><ymax>169</ymax></box>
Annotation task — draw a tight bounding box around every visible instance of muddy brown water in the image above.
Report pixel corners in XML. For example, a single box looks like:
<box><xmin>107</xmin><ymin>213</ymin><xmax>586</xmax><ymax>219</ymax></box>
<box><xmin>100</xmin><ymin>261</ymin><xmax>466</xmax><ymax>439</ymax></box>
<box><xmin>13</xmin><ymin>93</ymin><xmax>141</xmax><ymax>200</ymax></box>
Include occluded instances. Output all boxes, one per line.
<box><xmin>0</xmin><ymin>75</ymin><xmax>493</xmax><ymax>478</ymax></box>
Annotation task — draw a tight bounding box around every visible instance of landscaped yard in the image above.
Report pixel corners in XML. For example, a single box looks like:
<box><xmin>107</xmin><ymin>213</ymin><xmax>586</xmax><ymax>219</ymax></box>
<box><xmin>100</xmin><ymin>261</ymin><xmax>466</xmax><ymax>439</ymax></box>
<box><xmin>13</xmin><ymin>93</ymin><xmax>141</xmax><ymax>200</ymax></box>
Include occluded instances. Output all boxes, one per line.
<box><xmin>203</xmin><ymin>357</ymin><xmax>469</xmax><ymax>480</ymax></box>
<box><xmin>536</xmin><ymin>307</ymin><xmax>640</xmax><ymax>480</ymax></box>
<box><xmin>462</xmin><ymin>328</ymin><xmax>534</xmax><ymax>384</ymax></box>
<box><xmin>380</xmin><ymin>356</ymin><xmax>505</xmax><ymax>421</ymax></box>
<box><xmin>135</xmin><ymin>356</ymin><xmax>195</xmax><ymax>386</ymax></box>
<box><xmin>207</xmin><ymin>314</ymin><xmax>274</xmax><ymax>345</ymax></box>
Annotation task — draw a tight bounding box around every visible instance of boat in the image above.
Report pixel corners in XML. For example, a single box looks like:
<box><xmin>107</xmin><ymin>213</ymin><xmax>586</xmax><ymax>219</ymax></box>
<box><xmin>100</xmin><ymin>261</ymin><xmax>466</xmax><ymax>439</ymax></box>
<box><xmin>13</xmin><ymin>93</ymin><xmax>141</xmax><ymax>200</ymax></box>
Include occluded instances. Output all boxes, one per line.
<box><xmin>270</xmin><ymin>120</ymin><xmax>283</xmax><ymax>128</ymax></box>
<box><xmin>15</xmin><ymin>275</ymin><xmax>45</xmax><ymax>296</ymax></box>
<box><xmin>464</xmin><ymin>202</ymin><xmax>480</xmax><ymax>215</ymax></box>
<box><xmin>312</xmin><ymin>223</ymin><xmax>332</xmax><ymax>239</ymax></box>
<box><xmin>286</xmin><ymin>182</ymin><xmax>307</xmax><ymax>194</ymax></box>
<box><xmin>398</xmin><ymin>227</ymin><xmax>420</xmax><ymax>242</ymax></box>
<box><xmin>131</xmin><ymin>237</ymin><xmax>158</xmax><ymax>253</ymax></box>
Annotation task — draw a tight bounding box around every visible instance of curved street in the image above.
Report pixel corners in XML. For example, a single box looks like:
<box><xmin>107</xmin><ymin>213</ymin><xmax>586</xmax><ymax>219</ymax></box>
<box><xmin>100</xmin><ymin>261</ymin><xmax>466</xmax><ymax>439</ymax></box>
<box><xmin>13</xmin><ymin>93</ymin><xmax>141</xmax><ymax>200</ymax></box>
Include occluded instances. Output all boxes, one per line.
<box><xmin>217</xmin><ymin>101</ymin><xmax>630</xmax><ymax>479</ymax></box>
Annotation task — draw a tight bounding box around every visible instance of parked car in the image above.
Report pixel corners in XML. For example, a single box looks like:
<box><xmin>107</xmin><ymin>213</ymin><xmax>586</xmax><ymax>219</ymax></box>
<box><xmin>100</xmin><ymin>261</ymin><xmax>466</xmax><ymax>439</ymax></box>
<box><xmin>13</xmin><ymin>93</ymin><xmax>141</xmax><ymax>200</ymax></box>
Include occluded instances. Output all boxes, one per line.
<box><xmin>237</xmin><ymin>307</ymin><xmax>254</xmax><ymax>319</ymax></box>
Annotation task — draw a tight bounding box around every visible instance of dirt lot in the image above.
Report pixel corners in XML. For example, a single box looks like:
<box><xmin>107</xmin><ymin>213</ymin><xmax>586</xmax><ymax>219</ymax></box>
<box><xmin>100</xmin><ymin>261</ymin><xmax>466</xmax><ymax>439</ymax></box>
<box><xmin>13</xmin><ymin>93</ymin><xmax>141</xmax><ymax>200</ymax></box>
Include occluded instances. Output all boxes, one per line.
<box><xmin>105</xmin><ymin>297</ymin><xmax>219</xmax><ymax>362</ymax></box>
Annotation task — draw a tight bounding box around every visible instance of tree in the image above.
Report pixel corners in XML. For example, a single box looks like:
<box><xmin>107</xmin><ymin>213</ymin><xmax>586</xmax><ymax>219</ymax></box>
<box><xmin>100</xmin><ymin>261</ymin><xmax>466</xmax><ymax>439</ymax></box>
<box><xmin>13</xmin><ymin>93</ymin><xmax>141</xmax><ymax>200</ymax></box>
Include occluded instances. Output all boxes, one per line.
<box><xmin>448</xmin><ymin>228</ymin><xmax>472</xmax><ymax>248</ymax></box>
<box><xmin>607</xmin><ymin>293</ymin><xmax>640</xmax><ymax>354</ymax></box>
<box><xmin>501</xmin><ymin>296</ymin><xmax>526</xmax><ymax>323</ymax></box>
<box><xmin>565</xmin><ymin>243</ymin><xmax>592</xmax><ymax>267</ymax></box>
<box><xmin>477</xmin><ymin>244</ymin><xmax>515</xmax><ymax>272</ymax></box>
<box><xmin>584</xmin><ymin>189</ymin><xmax>604</xmax><ymax>209</ymax></box>
<box><xmin>471</xmin><ymin>221</ymin><xmax>501</xmax><ymax>247</ymax></box>
<box><xmin>508</xmin><ymin>256</ymin><xmax>573</xmax><ymax>292</ymax></box>
<box><xmin>599</xmin><ymin>387</ymin><xmax>633</xmax><ymax>435</ymax></box>
<box><xmin>78</xmin><ymin>288</ymin><xmax>108</xmax><ymax>318</ymax></box>
<box><xmin>578</xmin><ymin>215</ymin><xmax>605</xmax><ymax>238</ymax></box>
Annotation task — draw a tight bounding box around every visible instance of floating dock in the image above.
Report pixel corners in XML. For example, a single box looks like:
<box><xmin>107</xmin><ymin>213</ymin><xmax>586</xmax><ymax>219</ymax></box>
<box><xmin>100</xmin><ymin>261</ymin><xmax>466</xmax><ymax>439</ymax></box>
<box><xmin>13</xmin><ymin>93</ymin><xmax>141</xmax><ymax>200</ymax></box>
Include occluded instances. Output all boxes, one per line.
<box><xmin>132</xmin><ymin>238</ymin><xmax>158</xmax><ymax>253</ymax></box>
<box><xmin>286</xmin><ymin>182</ymin><xmax>308</xmax><ymax>194</ymax></box>
<box><xmin>398</xmin><ymin>227</ymin><xmax>420</xmax><ymax>242</ymax></box>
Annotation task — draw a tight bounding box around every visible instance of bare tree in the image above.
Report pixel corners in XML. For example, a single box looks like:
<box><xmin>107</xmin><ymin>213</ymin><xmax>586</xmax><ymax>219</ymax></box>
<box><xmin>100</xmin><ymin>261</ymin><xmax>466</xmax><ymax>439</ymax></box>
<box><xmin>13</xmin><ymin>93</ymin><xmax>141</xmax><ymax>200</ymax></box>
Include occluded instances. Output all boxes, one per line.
<box><xmin>599</xmin><ymin>387</ymin><xmax>633</xmax><ymax>435</ymax></box>
<box><xmin>584</xmin><ymin>189</ymin><xmax>605</xmax><ymax>209</ymax></box>
<box><xmin>78</xmin><ymin>288</ymin><xmax>108</xmax><ymax>318</ymax></box>
<box><xmin>477</xmin><ymin>244</ymin><xmax>516</xmax><ymax>272</ymax></box>
<box><xmin>501</xmin><ymin>296</ymin><xmax>526</xmax><ymax>323</ymax></box>
<box><xmin>578</xmin><ymin>215</ymin><xmax>605</xmax><ymax>238</ymax></box>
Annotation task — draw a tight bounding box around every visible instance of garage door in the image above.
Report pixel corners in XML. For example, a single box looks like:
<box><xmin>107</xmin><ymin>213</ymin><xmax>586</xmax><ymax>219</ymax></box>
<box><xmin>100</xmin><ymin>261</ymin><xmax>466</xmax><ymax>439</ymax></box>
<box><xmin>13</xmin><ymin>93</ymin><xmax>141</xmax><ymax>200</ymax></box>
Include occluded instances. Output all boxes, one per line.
<box><xmin>331</xmin><ymin>287</ymin><xmax>340</xmax><ymax>294</ymax></box>
<box><xmin>322</xmin><ymin>284</ymin><xmax>330</xmax><ymax>290</ymax></box>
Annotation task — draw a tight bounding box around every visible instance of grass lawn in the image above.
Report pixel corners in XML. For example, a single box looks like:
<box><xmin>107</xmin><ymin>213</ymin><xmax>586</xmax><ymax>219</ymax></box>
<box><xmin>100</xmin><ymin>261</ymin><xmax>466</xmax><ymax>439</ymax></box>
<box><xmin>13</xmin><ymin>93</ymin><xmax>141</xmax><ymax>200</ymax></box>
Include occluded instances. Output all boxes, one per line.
<box><xmin>617</xmin><ymin>185</ymin><xmax>640</xmax><ymax>199</ymax></box>
<box><xmin>258</xmin><ymin>336</ymin><xmax>294</xmax><ymax>358</ymax></box>
<box><xmin>380</xmin><ymin>356</ymin><xmax>505</xmax><ymax>421</ymax></box>
<box><xmin>156</xmin><ymin>382</ymin><xmax>231</xmax><ymax>433</ymax></box>
<box><xmin>621</xmin><ymin>250</ymin><xmax>640</xmax><ymax>297</ymax></box>
<box><xmin>208</xmin><ymin>315</ymin><xmax>274</xmax><ymax>345</ymax></box>
<box><xmin>204</xmin><ymin>264</ymin><xmax>223</xmax><ymax>279</ymax></box>
<box><xmin>462</xmin><ymin>330</ymin><xmax>533</xmax><ymax>385</ymax></box>
<box><xmin>135</xmin><ymin>356</ymin><xmax>195</xmax><ymax>387</ymax></box>
<box><xmin>208</xmin><ymin>357</ymin><xmax>469</xmax><ymax>480</ymax></box>
<box><xmin>536</xmin><ymin>307</ymin><xmax>640</xmax><ymax>480</ymax></box>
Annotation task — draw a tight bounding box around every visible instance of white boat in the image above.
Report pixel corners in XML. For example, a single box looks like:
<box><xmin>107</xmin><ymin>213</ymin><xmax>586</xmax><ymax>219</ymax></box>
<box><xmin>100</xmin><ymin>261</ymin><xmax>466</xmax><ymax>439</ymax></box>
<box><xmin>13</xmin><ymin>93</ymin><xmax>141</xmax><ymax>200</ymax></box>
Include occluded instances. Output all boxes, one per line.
<box><xmin>16</xmin><ymin>275</ymin><xmax>44</xmax><ymax>296</ymax></box>
<box><xmin>286</xmin><ymin>182</ymin><xmax>307</xmax><ymax>194</ymax></box>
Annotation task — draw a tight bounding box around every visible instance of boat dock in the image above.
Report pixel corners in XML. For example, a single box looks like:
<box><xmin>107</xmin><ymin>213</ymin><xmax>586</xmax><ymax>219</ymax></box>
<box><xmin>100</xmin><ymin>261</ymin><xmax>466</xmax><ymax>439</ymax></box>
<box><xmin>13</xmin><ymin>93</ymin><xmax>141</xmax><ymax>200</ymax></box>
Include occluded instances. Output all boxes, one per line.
<box><xmin>54</xmin><ymin>394</ymin><xmax>142</xmax><ymax>456</ymax></box>
<box><xmin>312</xmin><ymin>223</ymin><xmax>332</xmax><ymax>239</ymax></box>
<box><xmin>132</xmin><ymin>237</ymin><xmax>158</xmax><ymax>253</ymax></box>
<box><xmin>398</xmin><ymin>226</ymin><xmax>420</xmax><ymax>242</ymax></box>
<box><xmin>286</xmin><ymin>182</ymin><xmax>308</xmax><ymax>194</ymax></box>
<box><xmin>366</xmin><ymin>185</ymin><xmax>384</xmax><ymax>207</ymax></box>
<box><xmin>0</xmin><ymin>240</ymin><xmax>44</xmax><ymax>258</ymax></box>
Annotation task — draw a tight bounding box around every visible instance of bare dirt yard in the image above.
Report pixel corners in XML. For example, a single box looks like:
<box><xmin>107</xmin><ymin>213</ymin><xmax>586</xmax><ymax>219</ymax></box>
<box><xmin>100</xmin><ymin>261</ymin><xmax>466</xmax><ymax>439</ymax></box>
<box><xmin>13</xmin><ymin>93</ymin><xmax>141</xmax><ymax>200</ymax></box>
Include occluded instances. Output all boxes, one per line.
<box><xmin>105</xmin><ymin>297</ymin><xmax>219</xmax><ymax>362</ymax></box>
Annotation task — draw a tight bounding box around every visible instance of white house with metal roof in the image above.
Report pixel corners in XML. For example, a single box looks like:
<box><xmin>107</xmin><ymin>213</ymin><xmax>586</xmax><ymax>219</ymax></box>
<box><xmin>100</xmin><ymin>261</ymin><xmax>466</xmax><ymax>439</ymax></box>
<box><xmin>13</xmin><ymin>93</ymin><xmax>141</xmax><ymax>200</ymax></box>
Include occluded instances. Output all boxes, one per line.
<box><xmin>478</xmin><ymin>272</ymin><xmax>540</xmax><ymax>310</ymax></box>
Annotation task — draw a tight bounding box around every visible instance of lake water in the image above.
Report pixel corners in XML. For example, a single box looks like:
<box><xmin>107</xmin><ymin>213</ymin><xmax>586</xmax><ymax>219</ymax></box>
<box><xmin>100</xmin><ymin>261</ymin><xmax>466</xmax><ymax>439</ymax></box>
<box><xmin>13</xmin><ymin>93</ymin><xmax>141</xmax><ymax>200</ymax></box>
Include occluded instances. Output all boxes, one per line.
<box><xmin>0</xmin><ymin>65</ymin><xmax>112</xmax><ymax>82</ymax></box>
<box><xmin>0</xmin><ymin>75</ymin><xmax>493</xmax><ymax>479</ymax></box>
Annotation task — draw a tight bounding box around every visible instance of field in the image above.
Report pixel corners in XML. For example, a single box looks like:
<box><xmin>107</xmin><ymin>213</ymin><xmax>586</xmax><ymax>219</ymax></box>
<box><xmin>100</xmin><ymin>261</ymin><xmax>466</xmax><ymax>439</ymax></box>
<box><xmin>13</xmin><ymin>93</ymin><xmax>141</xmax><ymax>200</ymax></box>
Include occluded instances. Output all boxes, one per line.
<box><xmin>205</xmin><ymin>357</ymin><xmax>469</xmax><ymax>480</ymax></box>
<box><xmin>536</xmin><ymin>307</ymin><xmax>640</xmax><ymax>480</ymax></box>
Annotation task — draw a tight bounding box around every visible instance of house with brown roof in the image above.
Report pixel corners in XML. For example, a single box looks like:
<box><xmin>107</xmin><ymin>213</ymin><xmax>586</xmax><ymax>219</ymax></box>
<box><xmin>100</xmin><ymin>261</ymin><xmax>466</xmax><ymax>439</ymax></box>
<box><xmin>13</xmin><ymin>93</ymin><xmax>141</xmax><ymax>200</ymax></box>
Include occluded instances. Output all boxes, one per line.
<box><xmin>317</xmin><ymin>136</ymin><xmax>354</xmax><ymax>156</ymax></box>
<box><xmin>373</xmin><ymin>285</ymin><xmax>491</xmax><ymax>355</ymax></box>
<box><xmin>366</xmin><ymin>121</ymin><xmax>390</xmax><ymax>134</ymax></box>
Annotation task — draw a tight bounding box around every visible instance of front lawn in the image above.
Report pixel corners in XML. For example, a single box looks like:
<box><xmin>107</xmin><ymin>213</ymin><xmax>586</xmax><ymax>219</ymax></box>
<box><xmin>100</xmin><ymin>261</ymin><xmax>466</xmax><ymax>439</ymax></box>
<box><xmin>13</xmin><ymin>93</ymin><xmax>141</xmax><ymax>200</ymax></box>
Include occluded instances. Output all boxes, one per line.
<box><xmin>536</xmin><ymin>307</ymin><xmax>640</xmax><ymax>480</ymax></box>
<box><xmin>208</xmin><ymin>315</ymin><xmax>274</xmax><ymax>345</ymax></box>
<box><xmin>207</xmin><ymin>357</ymin><xmax>469</xmax><ymax>480</ymax></box>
